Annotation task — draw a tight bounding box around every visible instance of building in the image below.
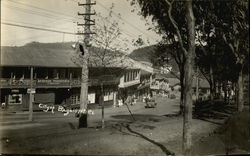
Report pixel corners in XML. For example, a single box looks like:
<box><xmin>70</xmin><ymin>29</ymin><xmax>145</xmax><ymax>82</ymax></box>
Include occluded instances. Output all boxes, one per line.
<box><xmin>0</xmin><ymin>42</ymin><xmax>140</xmax><ymax>111</ymax></box>
<box><xmin>150</xmin><ymin>72</ymin><xmax>180</xmax><ymax>96</ymax></box>
<box><xmin>137</xmin><ymin>70</ymin><xmax>152</xmax><ymax>101</ymax></box>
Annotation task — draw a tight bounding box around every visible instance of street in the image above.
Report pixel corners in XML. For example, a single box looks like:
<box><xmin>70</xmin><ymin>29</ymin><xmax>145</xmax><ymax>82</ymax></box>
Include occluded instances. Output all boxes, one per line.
<box><xmin>0</xmin><ymin>96</ymin><xmax>228</xmax><ymax>156</ymax></box>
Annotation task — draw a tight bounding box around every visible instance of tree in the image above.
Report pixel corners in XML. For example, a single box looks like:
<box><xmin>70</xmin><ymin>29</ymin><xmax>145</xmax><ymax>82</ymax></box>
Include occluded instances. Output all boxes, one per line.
<box><xmin>89</xmin><ymin>7</ymin><xmax>130</xmax><ymax>67</ymax></box>
<box><xmin>153</xmin><ymin>41</ymin><xmax>186</xmax><ymax>114</ymax></box>
<box><xmin>129</xmin><ymin>0</ymin><xmax>196</xmax><ymax>155</ymax></box>
<box><xmin>216</xmin><ymin>0</ymin><xmax>249</xmax><ymax>111</ymax></box>
<box><xmin>195</xmin><ymin>0</ymin><xmax>249</xmax><ymax>109</ymax></box>
<box><xmin>73</xmin><ymin>4</ymin><xmax>131</xmax><ymax>128</ymax></box>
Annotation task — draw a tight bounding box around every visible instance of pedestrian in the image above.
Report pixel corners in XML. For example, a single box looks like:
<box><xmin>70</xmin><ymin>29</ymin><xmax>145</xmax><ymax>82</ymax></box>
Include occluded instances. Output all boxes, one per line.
<box><xmin>132</xmin><ymin>95</ymin><xmax>136</xmax><ymax>105</ymax></box>
<box><xmin>1</xmin><ymin>102</ymin><xmax>6</xmax><ymax>110</ymax></box>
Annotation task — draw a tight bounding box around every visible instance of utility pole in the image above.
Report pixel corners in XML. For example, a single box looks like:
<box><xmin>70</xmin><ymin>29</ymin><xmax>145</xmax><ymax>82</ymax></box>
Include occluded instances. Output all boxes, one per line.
<box><xmin>28</xmin><ymin>67</ymin><xmax>34</xmax><ymax>121</ymax></box>
<box><xmin>77</xmin><ymin>0</ymin><xmax>95</xmax><ymax>128</ymax></box>
<box><xmin>101</xmin><ymin>82</ymin><xmax>104</xmax><ymax>129</ymax></box>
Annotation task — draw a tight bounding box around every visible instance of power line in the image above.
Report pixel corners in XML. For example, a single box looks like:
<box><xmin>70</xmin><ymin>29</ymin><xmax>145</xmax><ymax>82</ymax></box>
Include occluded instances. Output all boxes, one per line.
<box><xmin>1</xmin><ymin>22</ymin><xmax>77</xmax><ymax>35</ymax></box>
<box><xmin>8</xmin><ymin>0</ymin><xmax>78</xmax><ymax>20</ymax></box>
<box><xmin>2</xmin><ymin>1</ymin><xmax>147</xmax><ymax>49</ymax></box>
<box><xmin>72</xmin><ymin>0</ymin><xmax>155</xmax><ymax>41</ymax></box>
<box><xmin>97</xmin><ymin>1</ymin><xmax>158</xmax><ymax>41</ymax></box>
<box><xmin>4</xmin><ymin>0</ymin><xmax>142</xmax><ymax>43</ymax></box>
<box><xmin>1</xmin><ymin>19</ymin><xmax>73</xmax><ymax>29</ymax></box>
<box><xmin>3</xmin><ymin>3</ymin><xmax>77</xmax><ymax>23</ymax></box>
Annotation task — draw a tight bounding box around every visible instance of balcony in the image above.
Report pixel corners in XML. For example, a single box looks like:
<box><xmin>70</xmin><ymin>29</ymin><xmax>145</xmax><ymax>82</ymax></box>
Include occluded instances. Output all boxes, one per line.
<box><xmin>0</xmin><ymin>77</ymin><xmax>119</xmax><ymax>89</ymax></box>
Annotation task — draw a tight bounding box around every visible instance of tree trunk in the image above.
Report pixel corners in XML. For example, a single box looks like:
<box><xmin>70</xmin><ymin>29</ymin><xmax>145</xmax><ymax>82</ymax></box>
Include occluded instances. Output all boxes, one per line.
<box><xmin>223</xmin><ymin>82</ymin><xmax>228</xmax><ymax>104</ymax></box>
<box><xmin>237</xmin><ymin>68</ymin><xmax>244</xmax><ymax>111</ymax></box>
<box><xmin>183</xmin><ymin>1</ymin><xmax>195</xmax><ymax>156</ymax></box>
<box><xmin>180</xmin><ymin>69</ymin><xmax>185</xmax><ymax>115</ymax></box>
<box><xmin>209</xmin><ymin>65</ymin><xmax>215</xmax><ymax>101</ymax></box>
<box><xmin>209</xmin><ymin>82</ymin><xmax>214</xmax><ymax>101</ymax></box>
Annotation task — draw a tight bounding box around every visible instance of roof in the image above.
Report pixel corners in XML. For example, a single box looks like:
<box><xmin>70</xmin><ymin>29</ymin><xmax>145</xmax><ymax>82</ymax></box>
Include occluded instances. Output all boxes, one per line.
<box><xmin>140</xmin><ymin>69</ymin><xmax>151</xmax><ymax>76</ymax></box>
<box><xmin>1</xmin><ymin>43</ymin><xmax>77</xmax><ymax>68</ymax></box>
<box><xmin>0</xmin><ymin>42</ymin><xmax>137</xmax><ymax>69</ymax></box>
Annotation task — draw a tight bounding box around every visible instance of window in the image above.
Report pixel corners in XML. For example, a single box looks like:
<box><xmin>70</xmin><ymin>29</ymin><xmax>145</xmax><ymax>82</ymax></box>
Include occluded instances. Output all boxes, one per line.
<box><xmin>71</xmin><ymin>95</ymin><xmax>80</xmax><ymax>105</ymax></box>
<box><xmin>8</xmin><ymin>94</ymin><xmax>22</xmax><ymax>105</ymax></box>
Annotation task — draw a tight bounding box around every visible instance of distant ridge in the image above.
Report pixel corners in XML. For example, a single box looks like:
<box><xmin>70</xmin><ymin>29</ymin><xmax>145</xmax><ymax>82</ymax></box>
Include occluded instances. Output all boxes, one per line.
<box><xmin>129</xmin><ymin>45</ymin><xmax>179</xmax><ymax>72</ymax></box>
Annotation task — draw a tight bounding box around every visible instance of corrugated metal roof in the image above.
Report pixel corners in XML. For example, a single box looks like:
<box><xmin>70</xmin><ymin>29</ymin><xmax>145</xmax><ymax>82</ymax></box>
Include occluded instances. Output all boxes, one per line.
<box><xmin>0</xmin><ymin>42</ymin><xmax>137</xmax><ymax>69</ymax></box>
<box><xmin>1</xmin><ymin>45</ymin><xmax>78</xmax><ymax>67</ymax></box>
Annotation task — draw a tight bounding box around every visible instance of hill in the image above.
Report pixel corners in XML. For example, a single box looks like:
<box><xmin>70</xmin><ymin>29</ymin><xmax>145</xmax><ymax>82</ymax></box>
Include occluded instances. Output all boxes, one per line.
<box><xmin>129</xmin><ymin>45</ymin><xmax>179</xmax><ymax>72</ymax></box>
<box><xmin>129</xmin><ymin>45</ymin><xmax>156</xmax><ymax>63</ymax></box>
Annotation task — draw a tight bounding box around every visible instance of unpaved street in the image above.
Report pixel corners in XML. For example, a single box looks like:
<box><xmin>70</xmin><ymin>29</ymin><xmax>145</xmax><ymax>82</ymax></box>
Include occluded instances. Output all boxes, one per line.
<box><xmin>0</xmin><ymin>97</ymin><xmax>232</xmax><ymax>155</ymax></box>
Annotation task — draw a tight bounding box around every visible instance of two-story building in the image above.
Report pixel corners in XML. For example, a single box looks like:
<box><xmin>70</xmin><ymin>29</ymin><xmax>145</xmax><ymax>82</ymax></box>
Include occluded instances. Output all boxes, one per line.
<box><xmin>0</xmin><ymin>42</ymin><xmax>140</xmax><ymax>111</ymax></box>
<box><xmin>137</xmin><ymin>70</ymin><xmax>152</xmax><ymax>101</ymax></box>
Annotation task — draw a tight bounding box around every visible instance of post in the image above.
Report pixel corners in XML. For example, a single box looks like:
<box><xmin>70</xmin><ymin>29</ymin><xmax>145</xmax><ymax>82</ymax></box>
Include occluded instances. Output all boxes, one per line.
<box><xmin>78</xmin><ymin>0</ymin><xmax>95</xmax><ymax>128</ymax></box>
<box><xmin>29</xmin><ymin>67</ymin><xmax>34</xmax><ymax>121</ymax></box>
<box><xmin>10</xmin><ymin>72</ymin><xmax>13</xmax><ymax>85</ymax></box>
<box><xmin>101</xmin><ymin>82</ymin><xmax>105</xmax><ymax>129</ymax></box>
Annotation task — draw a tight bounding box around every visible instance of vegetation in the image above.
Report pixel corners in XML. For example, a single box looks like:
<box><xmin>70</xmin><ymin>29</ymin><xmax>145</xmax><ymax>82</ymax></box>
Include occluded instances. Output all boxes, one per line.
<box><xmin>129</xmin><ymin>0</ymin><xmax>249</xmax><ymax>155</ymax></box>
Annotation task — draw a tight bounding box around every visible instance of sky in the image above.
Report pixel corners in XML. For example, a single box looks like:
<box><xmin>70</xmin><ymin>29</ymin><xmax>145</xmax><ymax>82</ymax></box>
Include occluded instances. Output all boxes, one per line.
<box><xmin>1</xmin><ymin>0</ymin><xmax>162</xmax><ymax>52</ymax></box>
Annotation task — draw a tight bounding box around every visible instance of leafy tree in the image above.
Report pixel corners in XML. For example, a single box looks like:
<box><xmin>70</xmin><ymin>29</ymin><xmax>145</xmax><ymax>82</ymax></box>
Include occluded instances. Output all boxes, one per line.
<box><xmin>129</xmin><ymin>0</ymin><xmax>196</xmax><ymax>155</ymax></box>
<box><xmin>73</xmin><ymin>4</ymin><xmax>131</xmax><ymax>128</ymax></box>
<box><xmin>216</xmin><ymin>0</ymin><xmax>249</xmax><ymax>111</ymax></box>
<box><xmin>153</xmin><ymin>41</ymin><xmax>186</xmax><ymax>112</ymax></box>
<box><xmin>195</xmin><ymin>0</ymin><xmax>249</xmax><ymax>110</ymax></box>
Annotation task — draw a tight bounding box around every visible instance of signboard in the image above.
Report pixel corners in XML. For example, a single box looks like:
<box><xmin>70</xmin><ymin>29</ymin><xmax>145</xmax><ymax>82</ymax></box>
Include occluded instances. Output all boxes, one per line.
<box><xmin>37</xmin><ymin>79</ymin><xmax>70</xmax><ymax>86</ymax></box>
<box><xmin>27</xmin><ymin>88</ymin><xmax>36</xmax><ymax>94</ymax></box>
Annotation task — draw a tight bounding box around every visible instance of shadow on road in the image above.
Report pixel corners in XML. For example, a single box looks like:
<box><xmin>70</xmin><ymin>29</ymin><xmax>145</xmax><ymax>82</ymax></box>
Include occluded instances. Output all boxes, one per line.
<box><xmin>126</xmin><ymin>124</ymin><xmax>175</xmax><ymax>156</ymax></box>
<box><xmin>193</xmin><ymin>100</ymin><xmax>237</xmax><ymax>125</ymax></box>
<box><xmin>110</xmin><ymin>121</ymin><xmax>175</xmax><ymax>156</ymax></box>
<box><xmin>111</xmin><ymin>114</ymin><xmax>162</xmax><ymax>122</ymax></box>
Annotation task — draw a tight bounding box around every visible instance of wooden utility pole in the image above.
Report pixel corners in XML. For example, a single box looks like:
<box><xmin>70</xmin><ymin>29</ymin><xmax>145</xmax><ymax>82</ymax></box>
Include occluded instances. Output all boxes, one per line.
<box><xmin>28</xmin><ymin>67</ymin><xmax>34</xmax><ymax>121</ymax></box>
<box><xmin>77</xmin><ymin>0</ymin><xmax>95</xmax><ymax>128</ymax></box>
<box><xmin>101</xmin><ymin>82</ymin><xmax>104</xmax><ymax>129</ymax></box>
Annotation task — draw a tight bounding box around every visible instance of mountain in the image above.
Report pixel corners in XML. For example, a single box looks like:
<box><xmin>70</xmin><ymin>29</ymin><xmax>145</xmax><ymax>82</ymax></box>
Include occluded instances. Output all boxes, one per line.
<box><xmin>129</xmin><ymin>45</ymin><xmax>156</xmax><ymax>63</ymax></box>
<box><xmin>129</xmin><ymin>45</ymin><xmax>179</xmax><ymax>72</ymax></box>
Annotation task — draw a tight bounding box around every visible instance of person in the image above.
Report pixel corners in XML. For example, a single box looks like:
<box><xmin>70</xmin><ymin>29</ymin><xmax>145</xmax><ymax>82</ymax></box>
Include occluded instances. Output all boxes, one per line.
<box><xmin>1</xmin><ymin>102</ymin><xmax>6</xmax><ymax>110</ymax></box>
<box><xmin>143</xmin><ymin>95</ymin><xmax>146</xmax><ymax>103</ymax></box>
<box><xmin>132</xmin><ymin>95</ymin><xmax>137</xmax><ymax>105</ymax></box>
<box><xmin>118</xmin><ymin>99</ymin><xmax>123</xmax><ymax>107</ymax></box>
